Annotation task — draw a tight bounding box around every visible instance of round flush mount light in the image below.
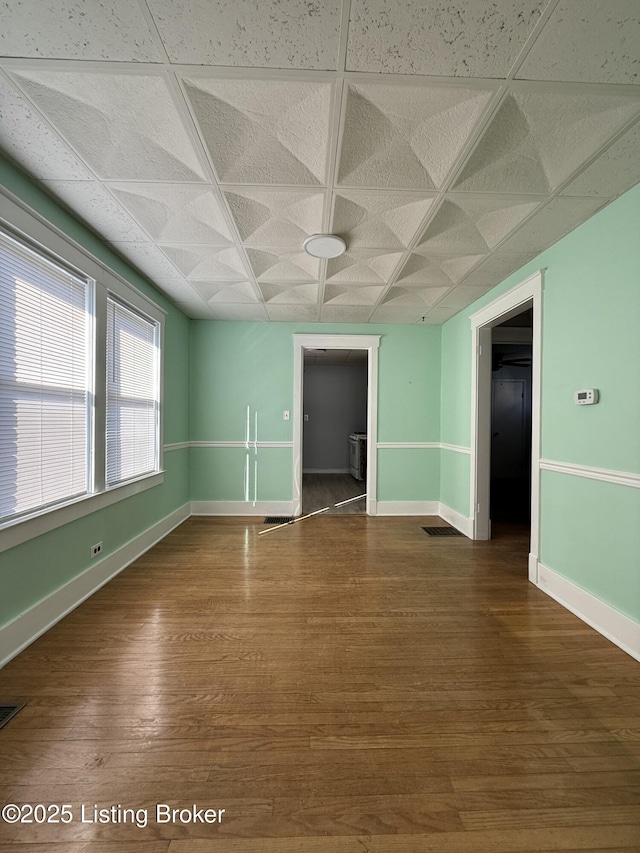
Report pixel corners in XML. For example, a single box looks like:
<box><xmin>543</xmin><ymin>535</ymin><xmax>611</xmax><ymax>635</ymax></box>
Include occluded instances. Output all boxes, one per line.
<box><xmin>303</xmin><ymin>234</ymin><xmax>346</xmax><ymax>259</ymax></box>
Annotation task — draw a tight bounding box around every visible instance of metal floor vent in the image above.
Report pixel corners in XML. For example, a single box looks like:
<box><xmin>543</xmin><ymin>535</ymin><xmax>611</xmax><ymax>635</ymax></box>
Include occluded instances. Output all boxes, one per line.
<box><xmin>422</xmin><ymin>526</ymin><xmax>464</xmax><ymax>537</ymax></box>
<box><xmin>264</xmin><ymin>516</ymin><xmax>293</xmax><ymax>524</ymax></box>
<box><xmin>0</xmin><ymin>702</ymin><xmax>25</xmax><ymax>730</ymax></box>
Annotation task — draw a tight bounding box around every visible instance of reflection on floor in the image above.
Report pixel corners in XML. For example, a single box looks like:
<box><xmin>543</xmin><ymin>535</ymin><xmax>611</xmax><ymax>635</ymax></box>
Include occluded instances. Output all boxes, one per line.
<box><xmin>302</xmin><ymin>473</ymin><xmax>366</xmax><ymax>515</ymax></box>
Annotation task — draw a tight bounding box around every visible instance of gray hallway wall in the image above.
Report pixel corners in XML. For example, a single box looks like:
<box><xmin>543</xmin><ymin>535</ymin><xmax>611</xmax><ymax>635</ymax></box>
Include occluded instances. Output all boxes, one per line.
<box><xmin>303</xmin><ymin>365</ymin><xmax>367</xmax><ymax>471</ymax></box>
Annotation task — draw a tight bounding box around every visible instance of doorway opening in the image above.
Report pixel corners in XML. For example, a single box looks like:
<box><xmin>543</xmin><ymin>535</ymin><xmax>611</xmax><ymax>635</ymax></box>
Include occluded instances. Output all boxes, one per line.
<box><xmin>292</xmin><ymin>334</ymin><xmax>380</xmax><ymax>517</ymax></box>
<box><xmin>302</xmin><ymin>348</ymin><xmax>368</xmax><ymax>515</ymax></box>
<box><xmin>470</xmin><ymin>271</ymin><xmax>542</xmax><ymax>583</ymax></box>
<box><xmin>491</xmin><ymin>309</ymin><xmax>533</xmax><ymax>525</ymax></box>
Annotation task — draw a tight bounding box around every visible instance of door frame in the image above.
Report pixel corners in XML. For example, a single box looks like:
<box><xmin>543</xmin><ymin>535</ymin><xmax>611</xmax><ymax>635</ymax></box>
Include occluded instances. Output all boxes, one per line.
<box><xmin>293</xmin><ymin>334</ymin><xmax>380</xmax><ymax>517</ymax></box>
<box><xmin>469</xmin><ymin>270</ymin><xmax>543</xmax><ymax>583</ymax></box>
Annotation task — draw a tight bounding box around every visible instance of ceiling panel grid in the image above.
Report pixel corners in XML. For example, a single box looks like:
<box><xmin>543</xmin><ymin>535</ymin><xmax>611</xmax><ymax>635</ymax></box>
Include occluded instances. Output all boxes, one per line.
<box><xmin>0</xmin><ymin>0</ymin><xmax>639</xmax><ymax>323</ymax></box>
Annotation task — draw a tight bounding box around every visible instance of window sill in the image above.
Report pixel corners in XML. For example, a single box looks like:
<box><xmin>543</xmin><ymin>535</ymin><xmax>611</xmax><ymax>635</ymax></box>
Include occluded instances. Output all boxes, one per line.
<box><xmin>0</xmin><ymin>471</ymin><xmax>165</xmax><ymax>554</ymax></box>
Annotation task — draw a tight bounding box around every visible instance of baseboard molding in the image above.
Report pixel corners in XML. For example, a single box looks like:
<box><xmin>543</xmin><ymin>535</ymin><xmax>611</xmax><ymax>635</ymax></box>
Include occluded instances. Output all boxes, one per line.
<box><xmin>191</xmin><ymin>501</ymin><xmax>295</xmax><ymax>516</ymax></box>
<box><xmin>438</xmin><ymin>502</ymin><xmax>474</xmax><ymax>538</ymax></box>
<box><xmin>537</xmin><ymin>562</ymin><xmax>640</xmax><ymax>662</ymax></box>
<box><xmin>370</xmin><ymin>502</ymin><xmax>474</xmax><ymax>532</ymax></box>
<box><xmin>376</xmin><ymin>501</ymin><xmax>440</xmax><ymax>516</ymax></box>
<box><xmin>0</xmin><ymin>503</ymin><xmax>191</xmax><ymax>669</ymax></box>
<box><xmin>302</xmin><ymin>468</ymin><xmax>350</xmax><ymax>474</ymax></box>
<box><xmin>528</xmin><ymin>552</ymin><xmax>539</xmax><ymax>584</ymax></box>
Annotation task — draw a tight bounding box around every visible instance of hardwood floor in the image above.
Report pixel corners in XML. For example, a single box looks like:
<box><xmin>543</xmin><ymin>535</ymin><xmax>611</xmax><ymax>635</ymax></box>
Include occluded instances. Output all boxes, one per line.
<box><xmin>1</xmin><ymin>516</ymin><xmax>639</xmax><ymax>851</ymax></box>
<box><xmin>302</xmin><ymin>473</ymin><xmax>366</xmax><ymax>515</ymax></box>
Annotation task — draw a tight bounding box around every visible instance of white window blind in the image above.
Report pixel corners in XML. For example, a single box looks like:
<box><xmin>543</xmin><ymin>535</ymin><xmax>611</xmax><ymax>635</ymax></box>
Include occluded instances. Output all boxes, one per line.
<box><xmin>106</xmin><ymin>297</ymin><xmax>159</xmax><ymax>487</ymax></box>
<box><xmin>0</xmin><ymin>230</ymin><xmax>91</xmax><ymax>522</ymax></box>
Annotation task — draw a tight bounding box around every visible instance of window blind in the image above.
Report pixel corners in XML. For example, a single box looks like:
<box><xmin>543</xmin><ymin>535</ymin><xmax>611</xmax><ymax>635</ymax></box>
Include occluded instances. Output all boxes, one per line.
<box><xmin>106</xmin><ymin>297</ymin><xmax>158</xmax><ymax>487</ymax></box>
<box><xmin>0</xmin><ymin>230</ymin><xmax>90</xmax><ymax>522</ymax></box>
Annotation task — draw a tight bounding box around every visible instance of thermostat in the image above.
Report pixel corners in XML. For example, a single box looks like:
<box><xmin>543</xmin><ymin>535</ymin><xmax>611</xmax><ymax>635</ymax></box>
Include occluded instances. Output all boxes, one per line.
<box><xmin>574</xmin><ymin>389</ymin><xmax>599</xmax><ymax>405</ymax></box>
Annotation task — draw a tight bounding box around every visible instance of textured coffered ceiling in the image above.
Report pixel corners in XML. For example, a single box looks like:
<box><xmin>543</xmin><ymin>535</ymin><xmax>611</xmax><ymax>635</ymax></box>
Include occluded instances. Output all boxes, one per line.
<box><xmin>1</xmin><ymin>0</ymin><xmax>639</xmax><ymax>324</ymax></box>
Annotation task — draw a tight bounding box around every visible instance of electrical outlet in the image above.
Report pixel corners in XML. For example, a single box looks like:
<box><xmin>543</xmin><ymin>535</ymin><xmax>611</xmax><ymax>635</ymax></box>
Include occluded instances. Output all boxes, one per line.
<box><xmin>283</xmin><ymin>410</ymin><xmax>290</xmax><ymax>421</ymax></box>
<box><xmin>90</xmin><ymin>541</ymin><xmax>103</xmax><ymax>558</ymax></box>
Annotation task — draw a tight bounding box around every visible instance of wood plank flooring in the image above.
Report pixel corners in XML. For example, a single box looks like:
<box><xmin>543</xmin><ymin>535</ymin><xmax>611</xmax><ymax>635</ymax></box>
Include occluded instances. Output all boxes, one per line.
<box><xmin>302</xmin><ymin>473</ymin><xmax>366</xmax><ymax>514</ymax></box>
<box><xmin>1</xmin><ymin>516</ymin><xmax>639</xmax><ymax>852</ymax></box>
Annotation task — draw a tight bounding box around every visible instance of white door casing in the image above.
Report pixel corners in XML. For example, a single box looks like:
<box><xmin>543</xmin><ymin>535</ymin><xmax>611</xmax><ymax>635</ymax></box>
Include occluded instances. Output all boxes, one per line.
<box><xmin>469</xmin><ymin>270</ymin><xmax>543</xmax><ymax>583</ymax></box>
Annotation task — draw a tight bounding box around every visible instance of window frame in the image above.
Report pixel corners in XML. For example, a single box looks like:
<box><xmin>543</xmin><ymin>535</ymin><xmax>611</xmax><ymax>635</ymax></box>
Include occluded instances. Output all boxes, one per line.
<box><xmin>0</xmin><ymin>189</ymin><xmax>165</xmax><ymax>554</ymax></box>
<box><xmin>0</xmin><ymin>229</ymin><xmax>94</xmax><ymax>520</ymax></box>
<box><xmin>105</xmin><ymin>294</ymin><xmax>161</xmax><ymax>489</ymax></box>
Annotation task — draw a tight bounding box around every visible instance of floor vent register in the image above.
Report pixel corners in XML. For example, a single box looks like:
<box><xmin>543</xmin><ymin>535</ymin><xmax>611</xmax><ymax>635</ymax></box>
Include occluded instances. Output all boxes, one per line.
<box><xmin>0</xmin><ymin>703</ymin><xmax>25</xmax><ymax>731</ymax></box>
<box><xmin>422</xmin><ymin>526</ymin><xmax>464</xmax><ymax>537</ymax></box>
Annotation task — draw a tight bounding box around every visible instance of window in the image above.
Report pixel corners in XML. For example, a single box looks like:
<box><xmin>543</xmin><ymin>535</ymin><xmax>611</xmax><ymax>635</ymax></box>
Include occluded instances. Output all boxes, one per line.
<box><xmin>0</xmin><ymin>230</ymin><xmax>91</xmax><ymax>521</ymax></box>
<box><xmin>0</xmin><ymin>193</ymin><xmax>164</xmax><ymax>547</ymax></box>
<box><xmin>106</xmin><ymin>297</ymin><xmax>159</xmax><ymax>487</ymax></box>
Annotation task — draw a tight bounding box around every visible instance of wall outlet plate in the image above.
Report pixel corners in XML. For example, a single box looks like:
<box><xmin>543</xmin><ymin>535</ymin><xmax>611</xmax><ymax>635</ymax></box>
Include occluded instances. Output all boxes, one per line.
<box><xmin>90</xmin><ymin>541</ymin><xmax>103</xmax><ymax>558</ymax></box>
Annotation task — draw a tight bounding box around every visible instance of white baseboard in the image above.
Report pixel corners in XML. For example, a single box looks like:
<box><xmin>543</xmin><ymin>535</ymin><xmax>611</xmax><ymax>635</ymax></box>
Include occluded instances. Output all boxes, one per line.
<box><xmin>191</xmin><ymin>501</ymin><xmax>295</xmax><ymax>516</ymax></box>
<box><xmin>537</xmin><ymin>562</ymin><xmax>640</xmax><ymax>662</ymax></box>
<box><xmin>438</xmin><ymin>502</ymin><xmax>474</xmax><ymax>537</ymax></box>
<box><xmin>303</xmin><ymin>468</ymin><xmax>350</xmax><ymax>474</ymax></box>
<box><xmin>376</xmin><ymin>501</ymin><xmax>440</xmax><ymax>516</ymax></box>
<box><xmin>0</xmin><ymin>503</ymin><xmax>191</xmax><ymax>669</ymax></box>
<box><xmin>528</xmin><ymin>552</ymin><xmax>539</xmax><ymax>584</ymax></box>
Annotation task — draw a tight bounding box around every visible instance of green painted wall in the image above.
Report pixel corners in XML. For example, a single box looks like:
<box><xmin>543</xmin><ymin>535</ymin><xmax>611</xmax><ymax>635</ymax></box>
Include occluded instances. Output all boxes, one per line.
<box><xmin>440</xmin><ymin>449</ymin><xmax>471</xmax><ymax>517</ymax></box>
<box><xmin>539</xmin><ymin>470</ymin><xmax>640</xmax><ymax>621</ymax></box>
<box><xmin>378</xmin><ymin>326</ymin><xmax>441</xmax><ymax>442</ymax></box>
<box><xmin>377</xmin><ymin>448</ymin><xmax>440</xmax><ymax>502</ymax></box>
<box><xmin>189</xmin><ymin>322</ymin><xmax>441</xmax><ymax>503</ymax></box>
<box><xmin>191</xmin><ymin>446</ymin><xmax>293</xmax><ymax>502</ymax></box>
<box><xmin>540</xmin><ymin>196</ymin><xmax>640</xmax><ymax>472</ymax></box>
<box><xmin>440</xmin><ymin>321</ymin><xmax>472</xmax><ymax>449</ymax></box>
<box><xmin>164</xmin><ymin>311</ymin><xmax>192</xmax><ymax>446</ymax></box>
<box><xmin>439</xmin><ymin>185</ymin><xmax>640</xmax><ymax>620</ymax></box>
<box><xmin>0</xmin><ymin>157</ymin><xmax>191</xmax><ymax>629</ymax></box>
<box><xmin>190</xmin><ymin>322</ymin><xmax>294</xmax><ymax>443</ymax></box>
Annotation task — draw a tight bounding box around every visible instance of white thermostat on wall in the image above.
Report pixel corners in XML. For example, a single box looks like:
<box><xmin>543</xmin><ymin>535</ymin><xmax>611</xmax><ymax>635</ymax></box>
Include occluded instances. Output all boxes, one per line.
<box><xmin>574</xmin><ymin>389</ymin><xmax>599</xmax><ymax>405</ymax></box>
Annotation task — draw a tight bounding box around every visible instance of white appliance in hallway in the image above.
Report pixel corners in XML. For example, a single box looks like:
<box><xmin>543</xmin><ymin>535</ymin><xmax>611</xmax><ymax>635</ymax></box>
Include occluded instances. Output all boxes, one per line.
<box><xmin>349</xmin><ymin>432</ymin><xmax>367</xmax><ymax>481</ymax></box>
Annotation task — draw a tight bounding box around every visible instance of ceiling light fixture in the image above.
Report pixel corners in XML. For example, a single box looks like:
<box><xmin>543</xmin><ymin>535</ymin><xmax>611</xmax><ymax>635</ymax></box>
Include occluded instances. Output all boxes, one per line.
<box><xmin>303</xmin><ymin>234</ymin><xmax>346</xmax><ymax>259</ymax></box>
